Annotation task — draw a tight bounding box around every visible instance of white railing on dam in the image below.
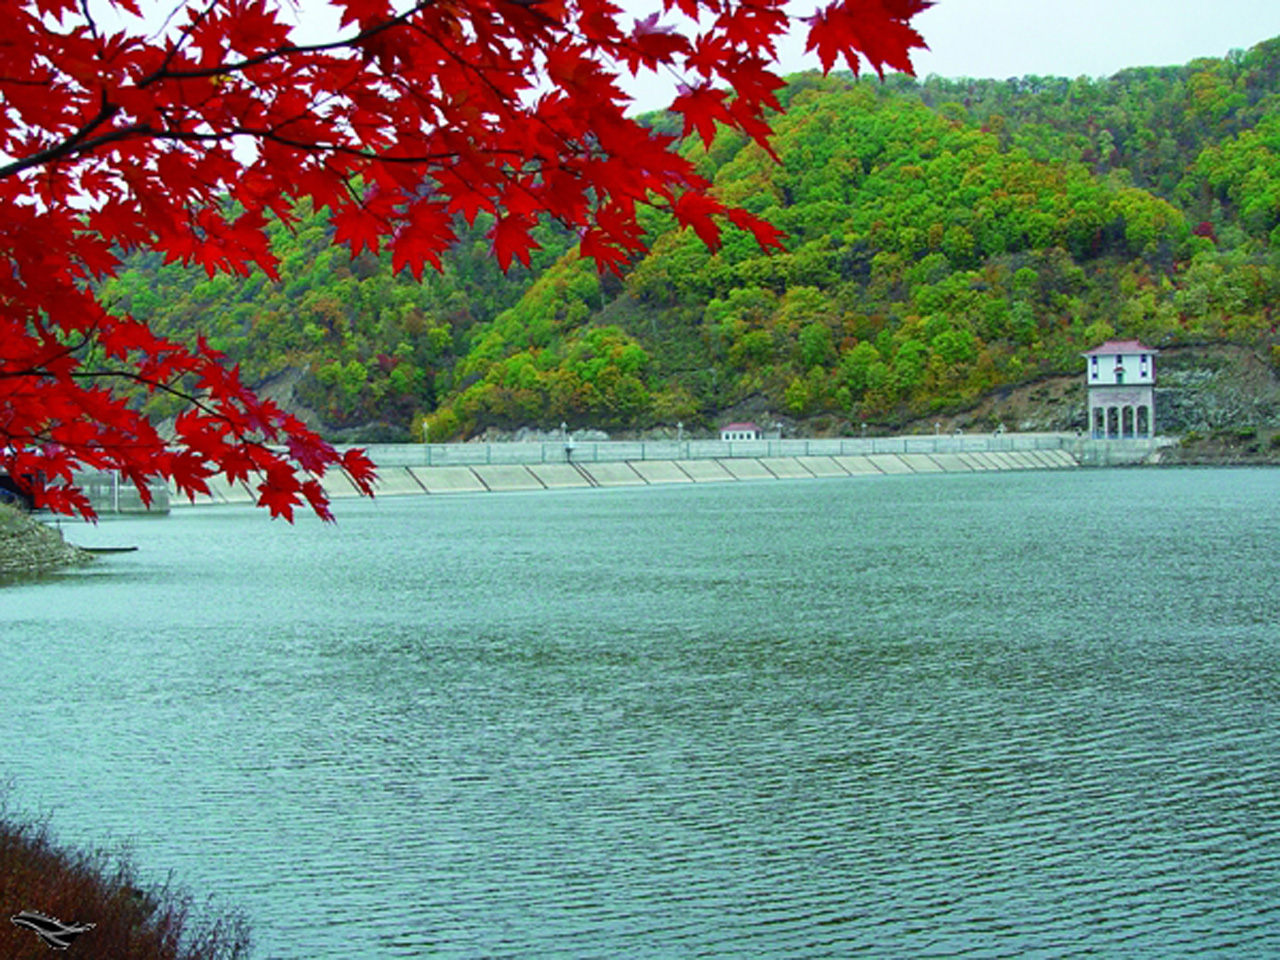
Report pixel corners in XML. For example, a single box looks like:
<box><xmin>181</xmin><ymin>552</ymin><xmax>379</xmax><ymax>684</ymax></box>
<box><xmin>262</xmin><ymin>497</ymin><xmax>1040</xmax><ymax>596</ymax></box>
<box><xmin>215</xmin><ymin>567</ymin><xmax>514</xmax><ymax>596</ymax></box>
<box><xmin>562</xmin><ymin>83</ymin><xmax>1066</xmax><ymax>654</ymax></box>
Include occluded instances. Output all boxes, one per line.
<box><xmin>353</xmin><ymin>432</ymin><xmax>1133</xmax><ymax>467</ymax></box>
<box><xmin>66</xmin><ymin>470</ymin><xmax>172</xmax><ymax>514</ymax></box>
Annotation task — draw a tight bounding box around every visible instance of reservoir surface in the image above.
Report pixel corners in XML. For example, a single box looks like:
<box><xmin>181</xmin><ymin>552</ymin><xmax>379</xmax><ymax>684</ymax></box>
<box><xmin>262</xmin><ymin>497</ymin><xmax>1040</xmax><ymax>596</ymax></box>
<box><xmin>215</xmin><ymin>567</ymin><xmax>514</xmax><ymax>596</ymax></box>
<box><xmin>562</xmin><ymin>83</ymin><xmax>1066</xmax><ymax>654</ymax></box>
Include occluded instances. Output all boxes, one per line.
<box><xmin>3</xmin><ymin>468</ymin><xmax>1278</xmax><ymax>958</ymax></box>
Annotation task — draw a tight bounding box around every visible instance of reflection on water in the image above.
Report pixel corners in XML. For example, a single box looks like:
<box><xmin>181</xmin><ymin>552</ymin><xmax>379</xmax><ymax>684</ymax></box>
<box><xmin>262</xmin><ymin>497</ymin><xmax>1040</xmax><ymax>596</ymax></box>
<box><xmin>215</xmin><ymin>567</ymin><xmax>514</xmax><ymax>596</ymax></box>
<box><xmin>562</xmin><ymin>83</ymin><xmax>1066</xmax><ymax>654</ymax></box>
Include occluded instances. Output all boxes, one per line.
<box><xmin>3</xmin><ymin>468</ymin><xmax>1279</xmax><ymax>957</ymax></box>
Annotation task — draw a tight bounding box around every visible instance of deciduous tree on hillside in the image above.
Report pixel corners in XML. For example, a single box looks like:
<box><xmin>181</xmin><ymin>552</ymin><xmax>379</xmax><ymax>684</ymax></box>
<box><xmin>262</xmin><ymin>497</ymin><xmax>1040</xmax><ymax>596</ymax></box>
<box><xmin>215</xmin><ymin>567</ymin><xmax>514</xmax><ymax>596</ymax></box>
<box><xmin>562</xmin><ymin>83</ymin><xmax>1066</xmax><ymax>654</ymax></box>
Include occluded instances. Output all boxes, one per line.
<box><xmin>0</xmin><ymin>0</ymin><xmax>929</xmax><ymax>519</ymax></box>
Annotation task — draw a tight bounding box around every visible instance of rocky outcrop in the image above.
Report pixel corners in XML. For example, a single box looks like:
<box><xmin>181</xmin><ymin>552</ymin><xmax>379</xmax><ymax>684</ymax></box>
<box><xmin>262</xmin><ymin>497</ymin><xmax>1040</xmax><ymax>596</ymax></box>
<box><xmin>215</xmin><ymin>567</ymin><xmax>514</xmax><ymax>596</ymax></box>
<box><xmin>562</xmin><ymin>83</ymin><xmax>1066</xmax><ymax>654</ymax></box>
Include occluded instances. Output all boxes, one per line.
<box><xmin>0</xmin><ymin>505</ymin><xmax>92</xmax><ymax>579</ymax></box>
<box><xmin>1155</xmin><ymin>426</ymin><xmax>1280</xmax><ymax>465</ymax></box>
<box><xmin>897</xmin><ymin>344</ymin><xmax>1280</xmax><ymax>440</ymax></box>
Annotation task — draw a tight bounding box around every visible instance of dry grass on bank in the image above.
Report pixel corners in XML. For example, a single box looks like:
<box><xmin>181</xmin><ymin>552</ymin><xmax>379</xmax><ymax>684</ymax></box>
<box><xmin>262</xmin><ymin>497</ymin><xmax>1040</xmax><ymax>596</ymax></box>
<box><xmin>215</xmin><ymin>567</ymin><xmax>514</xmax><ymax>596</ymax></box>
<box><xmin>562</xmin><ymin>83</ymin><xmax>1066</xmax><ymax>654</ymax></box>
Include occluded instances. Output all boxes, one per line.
<box><xmin>1</xmin><ymin>799</ymin><xmax>250</xmax><ymax>960</ymax></box>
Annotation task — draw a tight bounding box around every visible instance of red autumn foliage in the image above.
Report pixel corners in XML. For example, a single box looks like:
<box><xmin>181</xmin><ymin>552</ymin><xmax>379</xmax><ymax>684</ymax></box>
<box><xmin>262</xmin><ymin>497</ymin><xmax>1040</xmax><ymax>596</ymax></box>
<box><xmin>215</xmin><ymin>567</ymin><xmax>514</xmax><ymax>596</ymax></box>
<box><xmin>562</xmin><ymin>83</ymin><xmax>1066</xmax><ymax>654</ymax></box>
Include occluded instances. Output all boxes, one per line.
<box><xmin>0</xmin><ymin>0</ymin><xmax>929</xmax><ymax>520</ymax></box>
<box><xmin>1193</xmin><ymin>220</ymin><xmax>1218</xmax><ymax>243</ymax></box>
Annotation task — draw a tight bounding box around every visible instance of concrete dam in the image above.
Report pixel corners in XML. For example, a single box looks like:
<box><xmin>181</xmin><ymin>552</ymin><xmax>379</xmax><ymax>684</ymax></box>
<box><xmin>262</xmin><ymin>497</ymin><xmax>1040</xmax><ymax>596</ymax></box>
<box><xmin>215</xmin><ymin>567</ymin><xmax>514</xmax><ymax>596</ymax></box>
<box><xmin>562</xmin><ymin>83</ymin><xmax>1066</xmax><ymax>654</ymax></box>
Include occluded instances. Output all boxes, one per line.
<box><xmin>111</xmin><ymin>433</ymin><xmax>1164</xmax><ymax>512</ymax></box>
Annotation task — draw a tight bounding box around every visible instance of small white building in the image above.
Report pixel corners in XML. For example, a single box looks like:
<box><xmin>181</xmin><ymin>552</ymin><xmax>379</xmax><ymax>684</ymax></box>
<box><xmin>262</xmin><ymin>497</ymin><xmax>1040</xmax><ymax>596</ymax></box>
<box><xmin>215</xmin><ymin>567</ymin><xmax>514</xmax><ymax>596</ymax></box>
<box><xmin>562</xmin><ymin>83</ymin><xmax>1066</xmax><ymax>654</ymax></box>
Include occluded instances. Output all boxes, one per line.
<box><xmin>1083</xmin><ymin>339</ymin><xmax>1158</xmax><ymax>439</ymax></box>
<box><xmin>720</xmin><ymin>422</ymin><xmax>761</xmax><ymax>441</ymax></box>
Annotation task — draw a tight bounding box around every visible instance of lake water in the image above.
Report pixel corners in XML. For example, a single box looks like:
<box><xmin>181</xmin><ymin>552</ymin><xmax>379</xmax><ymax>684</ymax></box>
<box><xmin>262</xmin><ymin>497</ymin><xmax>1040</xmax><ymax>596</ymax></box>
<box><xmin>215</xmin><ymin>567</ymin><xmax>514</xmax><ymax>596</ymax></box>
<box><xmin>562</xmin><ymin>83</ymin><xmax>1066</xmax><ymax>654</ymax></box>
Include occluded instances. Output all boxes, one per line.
<box><xmin>2</xmin><ymin>468</ymin><xmax>1278</xmax><ymax>958</ymax></box>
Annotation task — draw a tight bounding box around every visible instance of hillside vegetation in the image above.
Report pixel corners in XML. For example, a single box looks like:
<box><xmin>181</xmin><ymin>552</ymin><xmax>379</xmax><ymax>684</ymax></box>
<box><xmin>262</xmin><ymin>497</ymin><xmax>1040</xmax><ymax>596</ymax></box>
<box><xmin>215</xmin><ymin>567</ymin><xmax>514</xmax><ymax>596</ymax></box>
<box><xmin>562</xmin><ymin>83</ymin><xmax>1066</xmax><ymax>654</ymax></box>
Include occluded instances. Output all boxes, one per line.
<box><xmin>102</xmin><ymin>39</ymin><xmax>1280</xmax><ymax>440</ymax></box>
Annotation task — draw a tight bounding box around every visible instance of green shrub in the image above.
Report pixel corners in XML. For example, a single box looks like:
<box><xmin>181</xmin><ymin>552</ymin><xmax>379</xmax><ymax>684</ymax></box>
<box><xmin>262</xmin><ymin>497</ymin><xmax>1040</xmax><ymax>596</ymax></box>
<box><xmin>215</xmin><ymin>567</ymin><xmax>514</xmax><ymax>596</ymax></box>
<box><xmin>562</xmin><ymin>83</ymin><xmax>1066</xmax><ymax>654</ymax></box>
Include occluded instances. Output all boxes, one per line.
<box><xmin>424</xmin><ymin>407</ymin><xmax>460</xmax><ymax>442</ymax></box>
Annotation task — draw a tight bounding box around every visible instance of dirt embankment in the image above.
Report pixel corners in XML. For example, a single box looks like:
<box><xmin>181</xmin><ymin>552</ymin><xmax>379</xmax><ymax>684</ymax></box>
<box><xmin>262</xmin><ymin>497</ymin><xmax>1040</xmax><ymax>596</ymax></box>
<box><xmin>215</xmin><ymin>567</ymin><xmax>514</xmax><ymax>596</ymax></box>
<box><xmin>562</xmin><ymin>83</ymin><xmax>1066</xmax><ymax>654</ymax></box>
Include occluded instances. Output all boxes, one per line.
<box><xmin>0</xmin><ymin>505</ymin><xmax>92</xmax><ymax>580</ymax></box>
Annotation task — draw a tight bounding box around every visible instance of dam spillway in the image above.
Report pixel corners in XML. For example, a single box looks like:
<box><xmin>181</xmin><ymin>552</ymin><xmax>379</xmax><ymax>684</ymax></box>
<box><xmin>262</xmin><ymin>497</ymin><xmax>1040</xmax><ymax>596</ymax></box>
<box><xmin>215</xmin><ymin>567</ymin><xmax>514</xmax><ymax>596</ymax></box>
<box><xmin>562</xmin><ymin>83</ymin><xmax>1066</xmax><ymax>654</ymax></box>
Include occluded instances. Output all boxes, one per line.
<box><xmin>154</xmin><ymin>434</ymin><xmax>1169</xmax><ymax>509</ymax></box>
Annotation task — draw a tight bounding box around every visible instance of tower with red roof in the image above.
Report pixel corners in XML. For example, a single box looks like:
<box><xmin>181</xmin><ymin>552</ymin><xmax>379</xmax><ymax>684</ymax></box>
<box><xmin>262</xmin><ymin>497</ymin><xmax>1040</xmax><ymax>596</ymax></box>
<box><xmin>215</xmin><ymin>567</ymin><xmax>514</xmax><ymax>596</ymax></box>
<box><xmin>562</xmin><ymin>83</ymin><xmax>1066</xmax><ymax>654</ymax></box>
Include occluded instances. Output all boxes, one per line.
<box><xmin>1082</xmin><ymin>340</ymin><xmax>1158</xmax><ymax>439</ymax></box>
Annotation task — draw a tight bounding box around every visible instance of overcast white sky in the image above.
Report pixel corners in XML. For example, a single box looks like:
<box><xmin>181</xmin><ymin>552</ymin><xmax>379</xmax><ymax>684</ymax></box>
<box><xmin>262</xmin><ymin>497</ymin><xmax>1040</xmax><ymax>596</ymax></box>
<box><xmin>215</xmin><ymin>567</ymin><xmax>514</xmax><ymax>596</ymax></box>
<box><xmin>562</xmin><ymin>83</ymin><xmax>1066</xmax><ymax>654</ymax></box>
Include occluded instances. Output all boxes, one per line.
<box><xmin>908</xmin><ymin>0</ymin><xmax>1280</xmax><ymax>80</ymax></box>
<box><xmin>116</xmin><ymin>0</ymin><xmax>1280</xmax><ymax>113</ymax></box>
<box><xmin>618</xmin><ymin>0</ymin><xmax>1280</xmax><ymax>111</ymax></box>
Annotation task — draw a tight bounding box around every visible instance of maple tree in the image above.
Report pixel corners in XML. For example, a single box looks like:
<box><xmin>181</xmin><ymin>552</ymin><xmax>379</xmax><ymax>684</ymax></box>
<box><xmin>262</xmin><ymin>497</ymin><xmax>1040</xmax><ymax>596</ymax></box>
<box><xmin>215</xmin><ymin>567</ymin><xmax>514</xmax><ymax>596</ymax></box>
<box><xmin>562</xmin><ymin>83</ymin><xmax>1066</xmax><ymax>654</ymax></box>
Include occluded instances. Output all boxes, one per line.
<box><xmin>0</xmin><ymin>0</ymin><xmax>929</xmax><ymax>520</ymax></box>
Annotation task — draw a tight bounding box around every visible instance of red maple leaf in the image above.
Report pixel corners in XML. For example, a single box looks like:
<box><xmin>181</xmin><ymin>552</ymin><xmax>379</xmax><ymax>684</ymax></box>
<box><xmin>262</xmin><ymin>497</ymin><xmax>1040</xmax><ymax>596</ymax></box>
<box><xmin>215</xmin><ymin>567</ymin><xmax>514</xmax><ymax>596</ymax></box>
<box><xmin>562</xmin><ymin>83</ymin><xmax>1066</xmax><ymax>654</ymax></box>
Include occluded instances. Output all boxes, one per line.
<box><xmin>301</xmin><ymin>478</ymin><xmax>334</xmax><ymax>523</ymax></box>
<box><xmin>490</xmin><ymin>212</ymin><xmax>539</xmax><ymax>270</ymax></box>
<box><xmin>805</xmin><ymin>0</ymin><xmax>931</xmax><ymax>77</ymax></box>
<box><xmin>331</xmin><ymin>203</ymin><xmax>385</xmax><ymax>258</ymax></box>
<box><xmin>727</xmin><ymin>208</ymin><xmax>787</xmax><ymax>253</ymax></box>
<box><xmin>392</xmin><ymin>200</ymin><xmax>455</xmax><ymax>280</ymax></box>
<box><xmin>168</xmin><ymin>449</ymin><xmax>214</xmax><ymax>501</ymax></box>
<box><xmin>621</xmin><ymin>13</ymin><xmax>691</xmax><ymax>73</ymax></box>
<box><xmin>434</xmin><ymin>166</ymin><xmax>496</xmax><ymax>225</ymax></box>
<box><xmin>579</xmin><ymin>227</ymin><xmax>631</xmax><ymax>276</ymax></box>
<box><xmin>672</xmin><ymin>190</ymin><xmax>726</xmax><ymax>250</ymax></box>
<box><xmin>256</xmin><ymin>462</ymin><xmax>302</xmax><ymax>521</ymax></box>
<box><xmin>671</xmin><ymin>83</ymin><xmax>734</xmax><ymax>147</ymax></box>
<box><xmin>286</xmin><ymin>432</ymin><xmax>339</xmax><ymax>476</ymax></box>
<box><xmin>340</xmin><ymin>447</ymin><xmax>378</xmax><ymax>495</ymax></box>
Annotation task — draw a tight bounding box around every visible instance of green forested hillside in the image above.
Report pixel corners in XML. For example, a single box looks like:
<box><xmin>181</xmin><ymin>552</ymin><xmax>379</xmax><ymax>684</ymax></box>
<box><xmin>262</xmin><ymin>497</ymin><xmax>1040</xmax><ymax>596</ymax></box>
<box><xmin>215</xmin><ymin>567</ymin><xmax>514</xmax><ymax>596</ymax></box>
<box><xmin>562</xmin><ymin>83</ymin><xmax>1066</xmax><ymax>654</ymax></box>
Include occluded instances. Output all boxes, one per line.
<box><xmin>102</xmin><ymin>208</ymin><xmax>577</xmax><ymax>438</ymax></box>
<box><xmin>103</xmin><ymin>39</ymin><xmax>1280</xmax><ymax>440</ymax></box>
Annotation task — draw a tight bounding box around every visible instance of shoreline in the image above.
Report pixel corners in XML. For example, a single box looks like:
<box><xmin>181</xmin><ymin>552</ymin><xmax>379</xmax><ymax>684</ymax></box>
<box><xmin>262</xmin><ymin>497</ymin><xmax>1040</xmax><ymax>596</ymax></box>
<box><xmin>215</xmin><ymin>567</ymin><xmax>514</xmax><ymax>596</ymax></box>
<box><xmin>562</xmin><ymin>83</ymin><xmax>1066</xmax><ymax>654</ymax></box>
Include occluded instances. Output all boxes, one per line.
<box><xmin>0</xmin><ymin>504</ymin><xmax>93</xmax><ymax>580</ymax></box>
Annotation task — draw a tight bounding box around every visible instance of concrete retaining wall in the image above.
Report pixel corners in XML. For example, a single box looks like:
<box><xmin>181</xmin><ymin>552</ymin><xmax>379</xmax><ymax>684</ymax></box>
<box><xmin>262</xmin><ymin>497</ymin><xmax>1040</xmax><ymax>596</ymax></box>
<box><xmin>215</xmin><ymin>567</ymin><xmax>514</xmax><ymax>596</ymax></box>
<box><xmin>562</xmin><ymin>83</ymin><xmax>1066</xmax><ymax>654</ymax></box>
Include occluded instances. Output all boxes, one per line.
<box><xmin>409</xmin><ymin>465</ymin><xmax>486</xmax><ymax>494</ymax></box>
<box><xmin>527</xmin><ymin>463</ymin><xmax>592</xmax><ymax>489</ymax></box>
<box><xmin>677</xmin><ymin>459</ymin><xmax>736</xmax><ymax>483</ymax></box>
<box><xmin>46</xmin><ymin>433</ymin><xmax>1181</xmax><ymax>512</ymax></box>
<box><xmin>579</xmin><ymin>461</ymin><xmax>646</xmax><ymax>486</ymax></box>
<box><xmin>358</xmin><ymin>432</ymin><xmax>1091</xmax><ymax>467</ymax></box>
<box><xmin>630</xmin><ymin>460</ymin><xmax>692</xmax><ymax>484</ymax></box>
<box><xmin>69</xmin><ymin>434</ymin><xmax>1172</xmax><ymax>513</ymax></box>
<box><xmin>153</xmin><ymin>446</ymin><xmax>1083</xmax><ymax>507</ymax></box>
<box><xmin>363</xmin><ymin>448</ymin><xmax>1083</xmax><ymax>498</ymax></box>
<box><xmin>720</xmin><ymin>458</ymin><xmax>776</xmax><ymax>481</ymax></box>
<box><xmin>472</xmin><ymin>464</ymin><xmax>543</xmax><ymax>492</ymax></box>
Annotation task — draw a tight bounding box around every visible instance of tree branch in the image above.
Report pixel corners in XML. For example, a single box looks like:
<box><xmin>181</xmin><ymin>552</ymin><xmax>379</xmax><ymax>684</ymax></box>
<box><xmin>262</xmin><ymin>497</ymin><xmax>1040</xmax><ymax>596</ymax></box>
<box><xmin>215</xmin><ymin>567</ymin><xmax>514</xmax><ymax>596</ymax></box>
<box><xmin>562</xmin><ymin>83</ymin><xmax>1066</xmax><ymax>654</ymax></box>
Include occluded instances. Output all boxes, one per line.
<box><xmin>136</xmin><ymin>0</ymin><xmax>439</xmax><ymax>87</ymax></box>
<box><xmin>0</xmin><ymin>95</ymin><xmax>121</xmax><ymax>180</ymax></box>
<box><xmin>0</xmin><ymin>0</ymin><xmax>438</xmax><ymax>182</ymax></box>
